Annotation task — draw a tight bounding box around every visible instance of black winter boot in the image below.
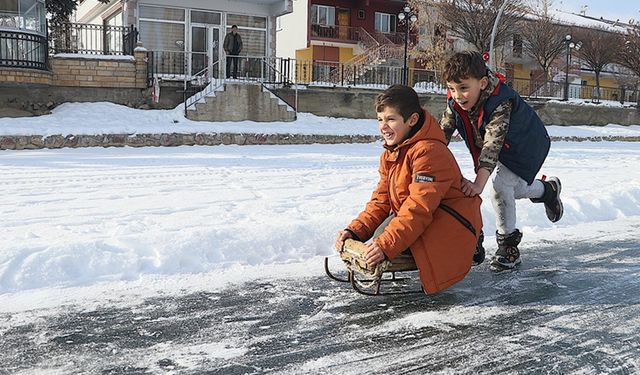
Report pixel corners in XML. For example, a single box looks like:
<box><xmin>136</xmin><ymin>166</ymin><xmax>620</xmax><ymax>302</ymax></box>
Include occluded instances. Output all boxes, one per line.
<box><xmin>530</xmin><ymin>176</ymin><xmax>563</xmax><ymax>223</ymax></box>
<box><xmin>490</xmin><ymin>229</ymin><xmax>523</xmax><ymax>271</ymax></box>
<box><xmin>473</xmin><ymin>231</ymin><xmax>485</xmax><ymax>266</ymax></box>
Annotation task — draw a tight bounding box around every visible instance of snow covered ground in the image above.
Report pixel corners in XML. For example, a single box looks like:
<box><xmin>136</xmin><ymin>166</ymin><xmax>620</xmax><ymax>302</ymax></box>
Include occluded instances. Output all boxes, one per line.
<box><xmin>1</xmin><ymin>103</ymin><xmax>640</xmax><ymax>373</ymax></box>
<box><xmin>2</xmin><ymin>102</ymin><xmax>640</xmax><ymax>138</ymax></box>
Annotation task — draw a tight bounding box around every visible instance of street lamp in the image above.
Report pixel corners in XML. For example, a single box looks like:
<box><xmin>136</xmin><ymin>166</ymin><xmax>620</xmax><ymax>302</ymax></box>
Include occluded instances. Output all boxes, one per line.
<box><xmin>563</xmin><ymin>34</ymin><xmax>582</xmax><ymax>101</ymax></box>
<box><xmin>398</xmin><ymin>4</ymin><xmax>417</xmax><ymax>86</ymax></box>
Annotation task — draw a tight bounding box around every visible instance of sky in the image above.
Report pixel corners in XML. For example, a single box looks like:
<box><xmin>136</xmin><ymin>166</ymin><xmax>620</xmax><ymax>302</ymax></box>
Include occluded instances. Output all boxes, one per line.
<box><xmin>554</xmin><ymin>0</ymin><xmax>640</xmax><ymax>24</ymax></box>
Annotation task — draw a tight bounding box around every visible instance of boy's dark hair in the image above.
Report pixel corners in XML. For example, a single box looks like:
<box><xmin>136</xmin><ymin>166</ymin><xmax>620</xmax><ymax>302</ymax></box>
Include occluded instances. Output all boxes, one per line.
<box><xmin>231</xmin><ymin>25</ymin><xmax>238</xmax><ymax>29</ymax></box>
<box><xmin>374</xmin><ymin>85</ymin><xmax>422</xmax><ymax>121</ymax></box>
<box><xmin>442</xmin><ymin>51</ymin><xmax>487</xmax><ymax>83</ymax></box>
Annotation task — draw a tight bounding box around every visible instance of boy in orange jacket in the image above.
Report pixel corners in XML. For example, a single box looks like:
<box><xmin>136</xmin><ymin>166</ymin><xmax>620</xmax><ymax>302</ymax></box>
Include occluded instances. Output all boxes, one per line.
<box><xmin>335</xmin><ymin>85</ymin><xmax>483</xmax><ymax>294</ymax></box>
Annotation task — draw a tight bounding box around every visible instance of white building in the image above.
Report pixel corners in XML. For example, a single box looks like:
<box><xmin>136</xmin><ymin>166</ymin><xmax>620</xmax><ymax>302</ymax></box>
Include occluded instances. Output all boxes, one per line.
<box><xmin>74</xmin><ymin>0</ymin><xmax>293</xmax><ymax>77</ymax></box>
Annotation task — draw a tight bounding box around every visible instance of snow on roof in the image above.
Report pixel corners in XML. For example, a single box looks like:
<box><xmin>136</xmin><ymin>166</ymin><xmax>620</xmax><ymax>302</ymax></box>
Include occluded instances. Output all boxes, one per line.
<box><xmin>552</xmin><ymin>10</ymin><xmax>630</xmax><ymax>33</ymax></box>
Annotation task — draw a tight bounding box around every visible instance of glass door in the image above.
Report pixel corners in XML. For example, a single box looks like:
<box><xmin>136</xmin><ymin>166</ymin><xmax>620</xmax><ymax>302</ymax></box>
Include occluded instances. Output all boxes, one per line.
<box><xmin>211</xmin><ymin>27</ymin><xmax>219</xmax><ymax>79</ymax></box>
<box><xmin>191</xmin><ymin>25</ymin><xmax>208</xmax><ymax>77</ymax></box>
<box><xmin>191</xmin><ymin>25</ymin><xmax>220</xmax><ymax>79</ymax></box>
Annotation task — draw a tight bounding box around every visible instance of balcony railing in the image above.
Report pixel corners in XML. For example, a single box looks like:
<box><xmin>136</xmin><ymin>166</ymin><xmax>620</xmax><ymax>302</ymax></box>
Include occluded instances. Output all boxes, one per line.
<box><xmin>0</xmin><ymin>29</ymin><xmax>48</xmax><ymax>70</ymax></box>
<box><xmin>49</xmin><ymin>23</ymin><xmax>137</xmax><ymax>55</ymax></box>
<box><xmin>310</xmin><ymin>24</ymin><xmax>361</xmax><ymax>43</ymax></box>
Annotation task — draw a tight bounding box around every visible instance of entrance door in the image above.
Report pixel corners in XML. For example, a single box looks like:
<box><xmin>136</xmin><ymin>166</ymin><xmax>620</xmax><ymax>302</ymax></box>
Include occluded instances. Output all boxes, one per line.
<box><xmin>338</xmin><ymin>9</ymin><xmax>350</xmax><ymax>40</ymax></box>
<box><xmin>190</xmin><ymin>25</ymin><xmax>220</xmax><ymax>79</ymax></box>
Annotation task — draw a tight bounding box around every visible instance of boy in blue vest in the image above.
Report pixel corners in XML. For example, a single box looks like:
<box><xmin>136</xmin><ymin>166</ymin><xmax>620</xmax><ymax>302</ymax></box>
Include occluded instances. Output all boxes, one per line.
<box><xmin>439</xmin><ymin>51</ymin><xmax>563</xmax><ymax>271</ymax></box>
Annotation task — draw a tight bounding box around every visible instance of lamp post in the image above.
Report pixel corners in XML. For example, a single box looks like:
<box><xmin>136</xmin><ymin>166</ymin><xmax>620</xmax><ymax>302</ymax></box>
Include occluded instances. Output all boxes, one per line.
<box><xmin>488</xmin><ymin>0</ymin><xmax>510</xmax><ymax>71</ymax></box>
<box><xmin>398</xmin><ymin>4</ymin><xmax>417</xmax><ymax>86</ymax></box>
<box><xmin>563</xmin><ymin>34</ymin><xmax>582</xmax><ymax>101</ymax></box>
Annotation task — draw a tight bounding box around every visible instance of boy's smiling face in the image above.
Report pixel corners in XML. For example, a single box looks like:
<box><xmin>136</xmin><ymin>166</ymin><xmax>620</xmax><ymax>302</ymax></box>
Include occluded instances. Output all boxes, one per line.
<box><xmin>447</xmin><ymin>76</ymin><xmax>489</xmax><ymax>111</ymax></box>
<box><xmin>377</xmin><ymin>106</ymin><xmax>418</xmax><ymax>146</ymax></box>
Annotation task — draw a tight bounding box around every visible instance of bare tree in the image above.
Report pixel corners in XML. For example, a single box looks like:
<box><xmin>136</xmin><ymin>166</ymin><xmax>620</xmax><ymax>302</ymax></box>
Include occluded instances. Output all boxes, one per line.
<box><xmin>618</xmin><ymin>26</ymin><xmax>640</xmax><ymax>105</ymax></box>
<box><xmin>574</xmin><ymin>27</ymin><xmax>623</xmax><ymax>101</ymax></box>
<box><xmin>436</xmin><ymin>0</ymin><xmax>527</xmax><ymax>53</ymax></box>
<box><xmin>408</xmin><ymin>0</ymin><xmax>450</xmax><ymax>75</ymax></box>
<box><xmin>521</xmin><ymin>1</ymin><xmax>567</xmax><ymax>80</ymax></box>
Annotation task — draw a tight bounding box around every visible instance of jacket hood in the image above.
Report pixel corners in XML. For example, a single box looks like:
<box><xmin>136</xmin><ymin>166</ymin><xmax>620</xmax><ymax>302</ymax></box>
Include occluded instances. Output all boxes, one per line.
<box><xmin>384</xmin><ymin>110</ymin><xmax>446</xmax><ymax>152</ymax></box>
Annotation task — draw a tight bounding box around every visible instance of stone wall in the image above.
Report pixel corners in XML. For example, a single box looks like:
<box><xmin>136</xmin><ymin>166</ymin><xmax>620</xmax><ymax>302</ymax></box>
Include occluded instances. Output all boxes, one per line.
<box><xmin>0</xmin><ymin>46</ymin><xmax>150</xmax><ymax>115</ymax></box>
<box><xmin>50</xmin><ymin>54</ymin><xmax>147</xmax><ymax>89</ymax></box>
<box><xmin>1</xmin><ymin>133</ymin><xmax>639</xmax><ymax>150</ymax></box>
<box><xmin>272</xmin><ymin>87</ymin><xmax>640</xmax><ymax>126</ymax></box>
<box><xmin>0</xmin><ymin>67</ymin><xmax>53</xmax><ymax>86</ymax></box>
<box><xmin>0</xmin><ymin>133</ymin><xmax>379</xmax><ymax>150</ymax></box>
<box><xmin>273</xmin><ymin>87</ymin><xmax>447</xmax><ymax>119</ymax></box>
<box><xmin>532</xmin><ymin>101</ymin><xmax>640</xmax><ymax>126</ymax></box>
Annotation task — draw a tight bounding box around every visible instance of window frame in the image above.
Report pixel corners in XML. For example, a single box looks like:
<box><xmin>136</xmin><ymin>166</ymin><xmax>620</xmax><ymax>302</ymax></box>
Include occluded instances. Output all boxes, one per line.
<box><xmin>374</xmin><ymin>12</ymin><xmax>396</xmax><ymax>33</ymax></box>
<box><xmin>311</xmin><ymin>4</ymin><xmax>336</xmax><ymax>26</ymax></box>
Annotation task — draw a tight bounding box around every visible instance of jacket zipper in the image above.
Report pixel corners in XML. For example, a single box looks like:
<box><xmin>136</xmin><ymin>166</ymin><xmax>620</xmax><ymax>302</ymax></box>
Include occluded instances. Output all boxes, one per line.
<box><xmin>388</xmin><ymin>167</ymin><xmax>399</xmax><ymax>213</ymax></box>
<box><xmin>438</xmin><ymin>203</ymin><xmax>477</xmax><ymax>237</ymax></box>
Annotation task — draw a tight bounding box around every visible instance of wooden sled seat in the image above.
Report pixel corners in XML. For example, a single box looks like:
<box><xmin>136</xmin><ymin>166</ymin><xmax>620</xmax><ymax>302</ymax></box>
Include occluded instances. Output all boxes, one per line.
<box><xmin>325</xmin><ymin>239</ymin><xmax>421</xmax><ymax>296</ymax></box>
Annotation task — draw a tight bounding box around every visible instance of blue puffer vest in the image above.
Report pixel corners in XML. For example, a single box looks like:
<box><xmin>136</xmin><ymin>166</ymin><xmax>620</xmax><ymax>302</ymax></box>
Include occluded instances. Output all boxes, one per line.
<box><xmin>448</xmin><ymin>82</ymin><xmax>550</xmax><ymax>184</ymax></box>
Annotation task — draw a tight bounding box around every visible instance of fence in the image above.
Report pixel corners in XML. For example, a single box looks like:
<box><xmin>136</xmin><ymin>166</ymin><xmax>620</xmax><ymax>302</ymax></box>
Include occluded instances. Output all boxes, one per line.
<box><xmin>510</xmin><ymin>77</ymin><xmax>636</xmax><ymax>103</ymax></box>
<box><xmin>49</xmin><ymin>23</ymin><xmax>137</xmax><ymax>55</ymax></box>
<box><xmin>0</xmin><ymin>29</ymin><xmax>48</xmax><ymax>70</ymax></box>
<box><xmin>145</xmin><ymin>52</ymin><xmax>638</xmax><ymax>106</ymax></box>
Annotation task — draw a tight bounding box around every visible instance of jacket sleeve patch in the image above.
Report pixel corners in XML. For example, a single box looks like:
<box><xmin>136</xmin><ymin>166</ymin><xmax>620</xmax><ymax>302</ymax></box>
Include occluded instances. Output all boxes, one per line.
<box><xmin>415</xmin><ymin>173</ymin><xmax>435</xmax><ymax>183</ymax></box>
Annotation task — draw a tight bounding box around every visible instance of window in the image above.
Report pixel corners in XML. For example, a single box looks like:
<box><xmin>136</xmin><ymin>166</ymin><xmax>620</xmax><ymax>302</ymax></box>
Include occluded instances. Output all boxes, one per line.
<box><xmin>139</xmin><ymin>21</ymin><xmax>185</xmax><ymax>51</ymax></box>
<box><xmin>375</xmin><ymin>12</ymin><xmax>396</xmax><ymax>33</ymax></box>
<box><xmin>138</xmin><ymin>6</ymin><xmax>186</xmax><ymax>51</ymax></box>
<box><xmin>0</xmin><ymin>0</ymin><xmax>45</xmax><ymax>32</ymax></box>
<box><xmin>226</xmin><ymin>14</ymin><xmax>268</xmax><ymax>57</ymax></box>
<box><xmin>227</xmin><ymin>14</ymin><xmax>266</xmax><ymax>28</ymax></box>
<box><xmin>139</xmin><ymin>5</ymin><xmax>185</xmax><ymax>22</ymax></box>
<box><xmin>311</xmin><ymin>4</ymin><xmax>335</xmax><ymax>26</ymax></box>
<box><xmin>512</xmin><ymin>34</ymin><xmax>522</xmax><ymax>58</ymax></box>
<box><xmin>191</xmin><ymin>10</ymin><xmax>221</xmax><ymax>25</ymax></box>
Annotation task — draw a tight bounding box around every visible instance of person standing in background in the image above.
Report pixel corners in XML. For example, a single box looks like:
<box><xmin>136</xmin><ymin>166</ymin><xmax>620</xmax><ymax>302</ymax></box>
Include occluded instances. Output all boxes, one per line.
<box><xmin>223</xmin><ymin>25</ymin><xmax>243</xmax><ymax>79</ymax></box>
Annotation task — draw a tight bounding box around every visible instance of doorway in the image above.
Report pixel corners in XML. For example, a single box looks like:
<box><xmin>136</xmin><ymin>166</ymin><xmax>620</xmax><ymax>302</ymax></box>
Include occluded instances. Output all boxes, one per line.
<box><xmin>190</xmin><ymin>25</ymin><xmax>220</xmax><ymax>79</ymax></box>
<box><xmin>338</xmin><ymin>9</ymin><xmax>350</xmax><ymax>40</ymax></box>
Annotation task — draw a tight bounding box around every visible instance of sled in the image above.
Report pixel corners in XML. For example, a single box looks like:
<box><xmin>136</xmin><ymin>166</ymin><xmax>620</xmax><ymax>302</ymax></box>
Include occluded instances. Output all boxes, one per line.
<box><xmin>324</xmin><ymin>239</ymin><xmax>423</xmax><ymax>296</ymax></box>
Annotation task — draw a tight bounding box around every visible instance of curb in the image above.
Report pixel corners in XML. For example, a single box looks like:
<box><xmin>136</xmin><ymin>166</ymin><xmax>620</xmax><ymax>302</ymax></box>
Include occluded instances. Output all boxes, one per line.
<box><xmin>1</xmin><ymin>133</ymin><xmax>640</xmax><ymax>150</ymax></box>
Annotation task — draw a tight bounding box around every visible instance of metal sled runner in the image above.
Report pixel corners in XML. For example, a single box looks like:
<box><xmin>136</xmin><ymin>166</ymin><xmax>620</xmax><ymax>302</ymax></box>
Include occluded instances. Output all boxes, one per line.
<box><xmin>324</xmin><ymin>239</ymin><xmax>423</xmax><ymax>296</ymax></box>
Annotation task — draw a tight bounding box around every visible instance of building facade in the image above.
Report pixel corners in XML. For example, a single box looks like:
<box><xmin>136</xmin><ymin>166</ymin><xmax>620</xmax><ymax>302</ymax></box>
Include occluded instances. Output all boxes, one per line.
<box><xmin>0</xmin><ymin>0</ymin><xmax>47</xmax><ymax>70</ymax></box>
<box><xmin>75</xmin><ymin>0</ymin><xmax>292</xmax><ymax>78</ymax></box>
<box><xmin>277</xmin><ymin>0</ymin><xmax>417</xmax><ymax>85</ymax></box>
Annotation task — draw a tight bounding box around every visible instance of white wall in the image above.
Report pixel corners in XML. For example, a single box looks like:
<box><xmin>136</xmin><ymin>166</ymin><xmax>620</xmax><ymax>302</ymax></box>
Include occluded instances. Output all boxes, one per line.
<box><xmin>138</xmin><ymin>0</ymin><xmax>290</xmax><ymax>17</ymax></box>
<box><xmin>275</xmin><ymin>0</ymin><xmax>307</xmax><ymax>59</ymax></box>
<box><xmin>74</xmin><ymin>0</ymin><xmax>121</xmax><ymax>24</ymax></box>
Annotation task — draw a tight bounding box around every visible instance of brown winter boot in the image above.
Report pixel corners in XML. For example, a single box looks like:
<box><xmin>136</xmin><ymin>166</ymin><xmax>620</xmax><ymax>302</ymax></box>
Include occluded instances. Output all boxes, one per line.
<box><xmin>490</xmin><ymin>229</ymin><xmax>523</xmax><ymax>271</ymax></box>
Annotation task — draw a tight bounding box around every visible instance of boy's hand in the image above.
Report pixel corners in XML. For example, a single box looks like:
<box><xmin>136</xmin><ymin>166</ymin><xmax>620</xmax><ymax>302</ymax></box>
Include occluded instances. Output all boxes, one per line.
<box><xmin>364</xmin><ymin>242</ymin><xmax>385</xmax><ymax>268</ymax></box>
<box><xmin>461</xmin><ymin>168</ymin><xmax>491</xmax><ymax>197</ymax></box>
<box><xmin>335</xmin><ymin>230</ymin><xmax>352</xmax><ymax>252</ymax></box>
<box><xmin>461</xmin><ymin>178</ymin><xmax>483</xmax><ymax>196</ymax></box>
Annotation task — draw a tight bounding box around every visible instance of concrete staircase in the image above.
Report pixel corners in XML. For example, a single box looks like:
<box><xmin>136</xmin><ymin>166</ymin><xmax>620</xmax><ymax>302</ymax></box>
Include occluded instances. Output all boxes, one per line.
<box><xmin>186</xmin><ymin>83</ymin><xmax>296</xmax><ymax>122</ymax></box>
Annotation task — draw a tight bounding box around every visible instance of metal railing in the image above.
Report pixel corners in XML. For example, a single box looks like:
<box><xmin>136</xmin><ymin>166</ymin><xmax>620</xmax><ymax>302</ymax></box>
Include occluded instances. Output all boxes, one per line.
<box><xmin>310</xmin><ymin>24</ymin><xmax>360</xmax><ymax>43</ymax></box>
<box><xmin>49</xmin><ymin>23</ymin><xmax>137</xmax><ymax>55</ymax></box>
<box><xmin>182</xmin><ymin>55</ymin><xmax>296</xmax><ymax>113</ymax></box>
<box><xmin>0</xmin><ymin>29</ymin><xmax>48</xmax><ymax>70</ymax></box>
<box><xmin>509</xmin><ymin>77</ymin><xmax>636</xmax><ymax>103</ymax></box>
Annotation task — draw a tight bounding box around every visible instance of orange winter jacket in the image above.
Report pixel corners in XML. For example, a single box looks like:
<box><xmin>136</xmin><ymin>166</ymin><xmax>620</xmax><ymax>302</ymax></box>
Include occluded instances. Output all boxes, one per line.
<box><xmin>347</xmin><ymin>110</ymin><xmax>483</xmax><ymax>294</ymax></box>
